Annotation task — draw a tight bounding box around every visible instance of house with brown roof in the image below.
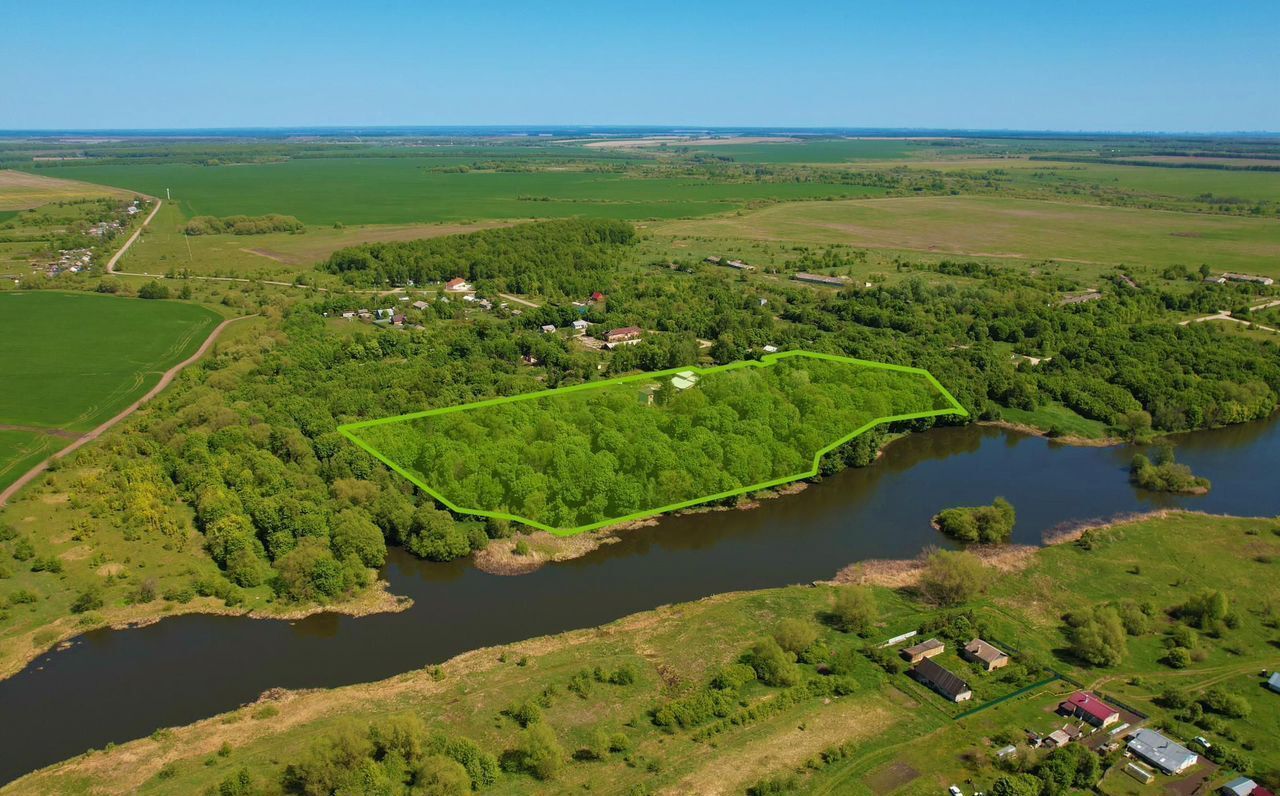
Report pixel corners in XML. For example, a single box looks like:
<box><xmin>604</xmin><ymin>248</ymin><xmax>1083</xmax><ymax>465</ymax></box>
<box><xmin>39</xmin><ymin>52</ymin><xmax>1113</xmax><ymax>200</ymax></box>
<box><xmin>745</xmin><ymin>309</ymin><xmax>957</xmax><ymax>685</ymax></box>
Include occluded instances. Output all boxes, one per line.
<box><xmin>444</xmin><ymin>277</ymin><xmax>472</xmax><ymax>292</ymax></box>
<box><xmin>911</xmin><ymin>657</ymin><xmax>972</xmax><ymax>702</ymax></box>
<box><xmin>605</xmin><ymin>326</ymin><xmax>643</xmax><ymax>345</ymax></box>
<box><xmin>900</xmin><ymin>638</ymin><xmax>944</xmax><ymax>664</ymax></box>
<box><xmin>962</xmin><ymin>638</ymin><xmax>1010</xmax><ymax>671</ymax></box>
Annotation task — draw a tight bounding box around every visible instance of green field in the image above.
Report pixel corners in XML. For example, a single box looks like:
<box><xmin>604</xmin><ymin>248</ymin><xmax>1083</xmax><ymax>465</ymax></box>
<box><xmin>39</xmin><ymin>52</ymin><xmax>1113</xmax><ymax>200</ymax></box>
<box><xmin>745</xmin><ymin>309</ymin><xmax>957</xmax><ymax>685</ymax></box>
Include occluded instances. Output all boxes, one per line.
<box><xmin>342</xmin><ymin>352</ymin><xmax>964</xmax><ymax>534</ymax></box>
<box><xmin>33</xmin><ymin>160</ymin><xmax>886</xmax><ymax>225</ymax></box>
<box><xmin>659</xmin><ymin>195</ymin><xmax>1280</xmax><ymax>274</ymax></box>
<box><xmin>0</xmin><ymin>292</ymin><xmax>222</xmax><ymax>487</ymax></box>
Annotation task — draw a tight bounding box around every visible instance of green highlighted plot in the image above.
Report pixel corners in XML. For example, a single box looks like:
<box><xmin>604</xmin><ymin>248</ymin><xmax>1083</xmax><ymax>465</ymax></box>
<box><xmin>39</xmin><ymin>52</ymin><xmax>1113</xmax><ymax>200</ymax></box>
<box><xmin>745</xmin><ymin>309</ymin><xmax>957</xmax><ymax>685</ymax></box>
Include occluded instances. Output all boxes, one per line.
<box><xmin>340</xmin><ymin>352</ymin><xmax>966</xmax><ymax>535</ymax></box>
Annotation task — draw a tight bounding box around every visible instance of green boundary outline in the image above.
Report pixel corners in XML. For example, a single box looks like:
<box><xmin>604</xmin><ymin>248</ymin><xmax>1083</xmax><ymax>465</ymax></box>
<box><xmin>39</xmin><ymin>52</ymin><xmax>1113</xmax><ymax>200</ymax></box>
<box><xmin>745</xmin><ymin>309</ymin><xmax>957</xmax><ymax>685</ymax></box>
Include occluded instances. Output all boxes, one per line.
<box><xmin>338</xmin><ymin>350</ymin><xmax>968</xmax><ymax>536</ymax></box>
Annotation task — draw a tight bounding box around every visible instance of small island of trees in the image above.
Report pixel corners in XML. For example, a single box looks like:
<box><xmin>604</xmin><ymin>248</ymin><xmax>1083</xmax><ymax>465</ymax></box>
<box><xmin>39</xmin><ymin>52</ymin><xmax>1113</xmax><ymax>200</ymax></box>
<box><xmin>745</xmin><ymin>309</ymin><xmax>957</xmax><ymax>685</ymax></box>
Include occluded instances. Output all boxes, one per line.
<box><xmin>932</xmin><ymin>497</ymin><xmax>1016</xmax><ymax>543</ymax></box>
<box><xmin>1129</xmin><ymin>446</ymin><xmax>1211</xmax><ymax>494</ymax></box>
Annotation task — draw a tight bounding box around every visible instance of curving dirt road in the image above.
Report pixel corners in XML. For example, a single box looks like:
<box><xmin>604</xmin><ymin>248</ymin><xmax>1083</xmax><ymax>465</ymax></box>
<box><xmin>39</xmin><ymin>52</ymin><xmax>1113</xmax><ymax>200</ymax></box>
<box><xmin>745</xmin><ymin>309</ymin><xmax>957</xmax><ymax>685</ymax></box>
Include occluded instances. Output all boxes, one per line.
<box><xmin>105</xmin><ymin>197</ymin><xmax>163</xmax><ymax>274</ymax></box>
<box><xmin>0</xmin><ymin>315</ymin><xmax>255</xmax><ymax>507</ymax></box>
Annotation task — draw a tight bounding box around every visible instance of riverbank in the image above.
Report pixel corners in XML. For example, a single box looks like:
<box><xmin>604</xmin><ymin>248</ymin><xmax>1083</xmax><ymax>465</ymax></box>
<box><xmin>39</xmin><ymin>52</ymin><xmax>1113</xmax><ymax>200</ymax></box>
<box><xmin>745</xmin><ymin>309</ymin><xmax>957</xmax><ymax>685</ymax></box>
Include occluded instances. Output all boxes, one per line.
<box><xmin>977</xmin><ymin>419</ymin><xmax>1122</xmax><ymax>446</ymax></box>
<box><xmin>0</xmin><ymin>577</ymin><xmax>410</xmax><ymax>683</ymax></box>
<box><xmin>7</xmin><ymin>510</ymin><xmax>1276</xmax><ymax>795</ymax></box>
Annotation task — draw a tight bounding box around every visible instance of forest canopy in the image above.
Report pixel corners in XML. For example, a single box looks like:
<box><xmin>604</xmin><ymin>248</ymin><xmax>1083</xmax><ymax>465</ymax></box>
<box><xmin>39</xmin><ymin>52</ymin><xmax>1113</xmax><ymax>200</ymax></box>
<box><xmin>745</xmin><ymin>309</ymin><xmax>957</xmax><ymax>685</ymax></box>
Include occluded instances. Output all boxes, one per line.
<box><xmin>320</xmin><ymin>218</ymin><xmax>636</xmax><ymax>297</ymax></box>
<box><xmin>345</xmin><ymin>354</ymin><xmax>960</xmax><ymax>533</ymax></box>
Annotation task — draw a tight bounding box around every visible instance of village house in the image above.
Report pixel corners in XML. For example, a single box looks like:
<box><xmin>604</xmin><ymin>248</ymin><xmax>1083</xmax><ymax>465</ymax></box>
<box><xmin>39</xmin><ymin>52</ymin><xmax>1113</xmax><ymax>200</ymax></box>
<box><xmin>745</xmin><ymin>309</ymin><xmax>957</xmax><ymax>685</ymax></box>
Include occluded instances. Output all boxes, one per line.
<box><xmin>1268</xmin><ymin>671</ymin><xmax>1280</xmax><ymax>693</ymax></box>
<box><xmin>605</xmin><ymin>326</ymin><xmax>643</xmax><ymax>345</ymax></box>
<box><xmin>571</xmin><ymin>319</ymin><xmax>590</xmax><ymax>335</ymax></box>
<box><xmin>1126</xmin><ymin>728</ymin><xmax>1198</xmax><ymax>775</ymax></box>
<box><xmin>1057</xmin><ymin>691</ymin><xmax>1119</xmax><ymax>728</ymax></box>
<box><xmin>444</xmin><ymin>277</ymin><xmax>472</xmax><ymax>292</ymax></box>
<box><xmin>1222</xmin><ymin>778</ymin><xmax>1257</xmax><ymax>796</ymax></box>
<box><xmin>391</xmin><ymin>314</ymin><xmax>406</xmax><ymax>326</ymax></box>
<box><xmin>1043</xmin><ymin>729</ymin><xmax>1072</xmax><ymax>749</ymax></box>
<box><xmin>726</xmin><ymin>259</ymin><xmax>754</xmax><ymax>270</ymax></box>
<box><xmin>411</xmin><ymin>300</ymin><xmax>429</xmax><ymax>311</ymax></box>
<box><xmin>911</xmin><ymin>657</ymin><xmax>972</xmax><ymax>702</ymax></box>
<box><xmin>794</xmin><ymin>272</ymin><xmax>850</xmax><ymax>287</ymax></box>
<box><xmin>762</xmin><ymin>345</ymin><xmax>779</xmax><ymax>353</ymax></box>
<box><xmin>962</xmin><ymin>638</ymin><xmax>1010</xmax><ymax>671</ymax></box>
<box><xmin>540</xmin><ymin>324</ymin><xmax>556</xmax><ymax>334</ymax></box>
<box><xmin>340</xmin><ymin>311</ymin><xmax>356</xmax><ymax>319</ymax></box>
<box><xmin>590</xmin><ymin>291</ymin><xmax>605</xmax><ymax>303</ymax></box>
<box><xmin>900</xmin><ymin>638</ymin><xmax>944</xmax><ymax>664</ymax></box>
<box><xmin>671</xmin><ymin>371</ymin><xmax>700</xmax><ymax>390</ymax></box>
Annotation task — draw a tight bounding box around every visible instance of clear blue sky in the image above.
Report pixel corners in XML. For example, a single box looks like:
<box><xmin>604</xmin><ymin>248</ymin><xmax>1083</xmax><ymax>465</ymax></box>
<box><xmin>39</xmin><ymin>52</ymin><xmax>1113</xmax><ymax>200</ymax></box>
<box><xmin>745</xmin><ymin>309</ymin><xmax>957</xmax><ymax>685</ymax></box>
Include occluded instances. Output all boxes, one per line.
<box><xmin>4</xmin><ymin>0</ymin><xmax>1278</xmax><ymax>132</ymax></box>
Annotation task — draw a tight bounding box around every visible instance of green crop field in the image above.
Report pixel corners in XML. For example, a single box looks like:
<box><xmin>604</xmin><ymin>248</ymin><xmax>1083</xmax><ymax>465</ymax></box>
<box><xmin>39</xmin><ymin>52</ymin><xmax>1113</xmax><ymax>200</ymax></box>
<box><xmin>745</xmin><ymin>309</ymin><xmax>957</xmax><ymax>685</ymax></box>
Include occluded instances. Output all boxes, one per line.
<box><xmin>31</xmin><ymin>160</ymin><xmax>887</xmax><ymax>225</ymax></box>
<box><xmin>659</xmin><ymin>195</ymin><xmax>1280</xmax><ymax>274</ymax></box>
<box><xmin>343</xmin><ymin>352</ymin><xmax>964</xmax><ymax>534</ymax></box>
<box><xmin>0</xmin><ymin>292</ymin><xmax>222</xmax><ymax>487</ymax></box>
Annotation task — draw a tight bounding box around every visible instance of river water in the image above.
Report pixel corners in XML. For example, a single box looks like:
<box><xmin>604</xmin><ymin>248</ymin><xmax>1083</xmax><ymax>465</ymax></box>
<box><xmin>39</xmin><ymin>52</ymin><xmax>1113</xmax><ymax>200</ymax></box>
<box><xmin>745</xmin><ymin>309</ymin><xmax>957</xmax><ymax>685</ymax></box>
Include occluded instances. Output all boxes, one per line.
<box><xmin>1</xmin><ymin>418</ymin><xmax>1278</xmax><ymax>782</ymax></box>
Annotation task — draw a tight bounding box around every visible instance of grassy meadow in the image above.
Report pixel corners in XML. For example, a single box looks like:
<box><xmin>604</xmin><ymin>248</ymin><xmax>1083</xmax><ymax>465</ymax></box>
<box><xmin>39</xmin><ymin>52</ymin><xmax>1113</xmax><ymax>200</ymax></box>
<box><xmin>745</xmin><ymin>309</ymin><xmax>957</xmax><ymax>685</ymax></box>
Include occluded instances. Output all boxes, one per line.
<box><xmin>8</xmin><ymin>511</ymin><xmax>1276</xmax><ymax>796</ymax></box>
<box><xmin>657</xmin><ymin>195</ymin><xmax>1280</xmax><ymax>275</ymax></box>
<box><xmin>0</xmin><ymin>170</ymin><xmax>132</xmax><ymax>212</ymax></box>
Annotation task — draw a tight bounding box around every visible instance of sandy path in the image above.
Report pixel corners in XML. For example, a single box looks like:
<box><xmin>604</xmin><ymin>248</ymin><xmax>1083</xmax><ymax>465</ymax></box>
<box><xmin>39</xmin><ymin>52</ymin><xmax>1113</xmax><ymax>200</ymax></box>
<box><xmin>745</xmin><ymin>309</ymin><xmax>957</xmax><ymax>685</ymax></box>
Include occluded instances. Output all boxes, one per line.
<box><xmin>105</xmin><ymin>197</ymin><xmax>162</xmax><ymax>274</ymax></box>
<box><xmin>0</xmin><ymin>315</ymin><xmax>255</xmax><ymax>507</ymax></box>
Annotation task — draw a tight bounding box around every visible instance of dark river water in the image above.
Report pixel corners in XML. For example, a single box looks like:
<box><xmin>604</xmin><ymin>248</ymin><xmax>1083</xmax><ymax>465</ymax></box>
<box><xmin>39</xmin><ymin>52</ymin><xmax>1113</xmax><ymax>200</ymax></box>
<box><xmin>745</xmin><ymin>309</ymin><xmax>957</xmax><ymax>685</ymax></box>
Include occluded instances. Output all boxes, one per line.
<box><xmin>2</xmin><ymin>418</ymin><xmax>1279</xmax><ymax>783</ymax></box>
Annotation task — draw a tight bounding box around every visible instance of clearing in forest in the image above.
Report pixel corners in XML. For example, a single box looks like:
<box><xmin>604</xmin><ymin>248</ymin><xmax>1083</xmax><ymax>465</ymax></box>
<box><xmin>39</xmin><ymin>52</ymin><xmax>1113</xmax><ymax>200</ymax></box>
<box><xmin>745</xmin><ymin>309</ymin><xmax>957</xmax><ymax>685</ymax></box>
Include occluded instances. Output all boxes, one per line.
<box><xmin>340</xmin><ymin>351</ymin><xmax>966</xmax><ymax>535</ymax></box>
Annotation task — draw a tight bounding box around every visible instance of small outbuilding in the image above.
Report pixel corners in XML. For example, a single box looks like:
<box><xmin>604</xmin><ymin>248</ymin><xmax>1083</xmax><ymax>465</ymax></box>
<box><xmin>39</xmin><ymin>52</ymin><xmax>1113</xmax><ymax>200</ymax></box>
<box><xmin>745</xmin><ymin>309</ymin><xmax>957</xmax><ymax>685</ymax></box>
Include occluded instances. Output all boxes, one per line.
<box><xmin>962</xmin><ymin>639</ymin><xmax>1009</xmax><ymax>671</ymax></box>
<box><xmin>1058</xmin><ymin>691</ymin><xmax>1120</xmax><ymax>728</ymax></box>
<box><xmin>900</xmin><ymin>638</ymin><xmax>944</xmax><ymax>664</ymax></box>
<box><xmin>1267</xmin><ymin>671</ymin><xmax>1280</xmax><ymax>693</ymax></box>
<box><xmin>540</xmin><ymin>324</ymin><xmax>556</xmax><ymax>334</ymax></box>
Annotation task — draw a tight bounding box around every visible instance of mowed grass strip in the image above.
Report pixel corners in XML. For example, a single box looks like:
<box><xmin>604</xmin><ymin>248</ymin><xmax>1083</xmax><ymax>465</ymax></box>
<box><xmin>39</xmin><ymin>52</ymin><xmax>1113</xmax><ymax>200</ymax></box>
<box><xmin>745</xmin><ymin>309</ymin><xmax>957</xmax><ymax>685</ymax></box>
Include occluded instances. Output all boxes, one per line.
<box><xmin>0</xmin><ymin>292</ymin><xmax>222</xmax><ymax>434</ymax></box>
<box><xmin>659</xmin><ymin>195</ymin><xmax>1280</xmax><ymax>274</ymax></box>
<box><xmin>0</xmin><ymin>431</ymin><xmax>63</xmax><ymax>492</ymax></box>
<box><xmin>36</xmin><ymin>159</ymin><xmax>886</xmax><ymax>225</ymax></box>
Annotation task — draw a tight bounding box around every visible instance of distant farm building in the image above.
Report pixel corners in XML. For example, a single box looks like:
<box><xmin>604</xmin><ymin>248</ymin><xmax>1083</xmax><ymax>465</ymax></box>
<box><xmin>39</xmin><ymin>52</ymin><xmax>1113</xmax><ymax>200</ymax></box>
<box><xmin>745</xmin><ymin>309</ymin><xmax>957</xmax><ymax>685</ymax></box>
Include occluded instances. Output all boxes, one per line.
<box><xmin>1223</xmin><ymin>272</ymin><xmax>1275</xmax><ymax>286</ymax></box>
<box><xmin>910</xmin><ymin>657</ymin><xmax>972</xmax><ymax>702</ymax></box>
<box><xmin>1126</xmin><ymin>728</ymin><xmax>1198</xmax><ymax>775</ymax></box>
<box><xmin>793</xmin><ymin>272</ymin><xmax>850</xmax><ymax>287</ymax></box>
<box><xmin>605</xmin><ymin>326</ymin><xmax>643</xmax><ymax>345</ymax></box>
<box><xmin>1043</xmin><ymin>729</ymin><xmax>1071</xmax><ymax>749</ymax></box>
<box><xmin>1057</xmin><ymin>290</ymin><xmax>1103</xmax><ymax>306</ymax></box>
<box><xmin>901</xmin><ymin>638</ymin><xmax>944</xmax><ymax>664</ymax></box>
<box><xmin>1268</xmin><ymin>671</ymin><xmax>1280</xmax><ymax>693</ymax></box>
<box><xmin>444</xmin><ymin>278</ymin><xmax>472</xmax><ymax>292</ymax></box>
<box><xmin>726</xmin><ymin>259</ymin><xmax>754</xmax><ymax>271</ymax></box>
<box><xmin>1058</xmin><ymin>692</ymin><xmax>1119</xmax><ymax>728</ymax></box>
<box><xmin>540</xmin><ymin>324</ymin><xmax>556</xmax><ymax>334</ymax></box>
<box><xmin>412</xmin><ymin>300</ymin><xmax>429</xmax><ymax>311</ymax></box>
<box><xmin>962</xmin><ymin>639</ymin><xmax>1009</xmax><ymax>671</ymax></box>
<box><xmin>571</xmin><ymin>319</ymin><xmax>590</xmax><ymax>335</ymax></box>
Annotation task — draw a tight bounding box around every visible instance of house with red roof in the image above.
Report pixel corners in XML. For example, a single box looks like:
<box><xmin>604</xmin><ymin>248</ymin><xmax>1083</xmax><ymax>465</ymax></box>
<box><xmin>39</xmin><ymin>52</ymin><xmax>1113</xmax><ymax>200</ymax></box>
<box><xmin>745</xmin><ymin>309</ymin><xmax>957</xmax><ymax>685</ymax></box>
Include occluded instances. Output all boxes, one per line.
<box><xmin>1058</xmin><ymin>691</ymin><xmax>1120</xmax><ymax>728</ymax></box>
<box><xmin>444</xmin><ymin>277</ymin><xmax>472</xmax><ymax>293</ymax></box>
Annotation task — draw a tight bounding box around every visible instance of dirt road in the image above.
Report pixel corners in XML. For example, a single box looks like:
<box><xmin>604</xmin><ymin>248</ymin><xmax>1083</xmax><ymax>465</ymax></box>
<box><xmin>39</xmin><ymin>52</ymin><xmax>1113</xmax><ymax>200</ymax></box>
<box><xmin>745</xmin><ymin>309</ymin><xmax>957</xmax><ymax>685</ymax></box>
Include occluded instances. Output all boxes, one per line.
<box><xmin>0</xmin><ymin>315</ymin><xmax>255</xmax><ymax>507</ymax></box>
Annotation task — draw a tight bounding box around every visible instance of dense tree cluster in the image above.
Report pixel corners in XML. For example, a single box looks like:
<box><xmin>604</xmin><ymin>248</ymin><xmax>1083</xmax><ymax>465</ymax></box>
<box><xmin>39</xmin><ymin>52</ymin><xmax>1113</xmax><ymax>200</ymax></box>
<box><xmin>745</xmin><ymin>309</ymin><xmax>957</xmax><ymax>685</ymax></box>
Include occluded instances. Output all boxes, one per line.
<box><xmin>354</xmin><ymin>358</ymin><xmax>948</xmax><ymax>530</ymax></box>
<box><xmin>933</xmin><ymin>497</ymin><xmax>1016</xmax><ymax>543</ymax></box>
<box><xmin>1130</xmin><ymin>446</ymin><xmax>1211</xmax><ymax>493</ymax></box>
<box><xmin>183</xmin><ymin>214</ymin><xmax>305</xmax><ymax>235</ymax></box>
<box><xmin>321</xmin><ymin>218</ymin><xmax>636</xmax><ymax>297</ymax></box>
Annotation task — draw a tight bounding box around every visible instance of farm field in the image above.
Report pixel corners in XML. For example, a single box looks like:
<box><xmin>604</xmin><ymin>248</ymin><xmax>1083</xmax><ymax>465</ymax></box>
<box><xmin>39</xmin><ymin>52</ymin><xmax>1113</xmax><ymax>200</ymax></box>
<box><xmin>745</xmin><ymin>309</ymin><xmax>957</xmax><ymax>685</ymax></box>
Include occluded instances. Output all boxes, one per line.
<box><xmin>643</xmin><ymin>138</ymin><xmax>922</xmax><ymax>163</ymax></box>
<box><xmin>11</xmin><ymin>511</ymin><xmax>1275</xmax><ymax>796</ymax></box>
<box><xmin>0</xmin><ymin>170</ymin><xmax>133</xmax><ymax>211</ymax></box>
<box><xmin>32</xmin><ymin>159</ymin><xmax>887</xmax><ymax>225</ymax></box>
<box><xmin>343</xmin><ymin>353</ymin><xmax>964</xmax><ymax>533</ymax></box>
<box><xmin>657</xmin><ymin>195</ymin><xmax>1280</xmax><ymax>274</ymax></box>
<box><xmin>116</xmin><ymin>202</ymin><xmax>514</xmax><ymax>279</ymax></box>
<box><xmin>0</xmin><ymin>292</ymin><xmax>222</xmax><ymax>484</ymax></box>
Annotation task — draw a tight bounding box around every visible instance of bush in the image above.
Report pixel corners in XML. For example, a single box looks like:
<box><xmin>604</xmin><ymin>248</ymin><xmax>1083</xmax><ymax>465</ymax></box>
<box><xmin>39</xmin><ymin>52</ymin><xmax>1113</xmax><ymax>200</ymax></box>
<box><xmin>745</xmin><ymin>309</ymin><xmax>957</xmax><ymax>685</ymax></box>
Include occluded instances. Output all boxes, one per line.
<box><xmin>742</xmin><ymin>638</ymin><xmax>800</xmax><ymax>687</ymax></box>
<box><xmin>514</xmin><ymin>723</ymin><xmax>564</xmax><ymax>780</ymax></box>
<box><xmin>411</xmin><ymin>755</ymin><xmax>471</xmax><ymax>795</ymax></box>
<box><xmin>1065</xmin><ymin>605</ymin><xmax>1127</xmax><ymax>667</ymax></box>
<box><xmin>70</xmin><ymin>586</ymin><xmax>104</xmax><ymax>614</ymax></box>
<box><xmin>773</xmin><ymin>619</ymin><xmax>819</xmax><ymax>656</ymax></box>
<box><xmin>505</xmin><ymin>701</ymin><xmax>542</xmax><ymax>728</ymax></box>
<box><xmin>138</xmin><ymin>280</ymin><xmax>170</xmax><ymax>300</ymax></box>
<box><xmin>919</xmin><ymin>549</ymin><xmax>990</xmax><ymax>606</ymax></box>
<box><xmin>830</xmin><ymin>586</ymin><xmax>878</xmax><ymax>635</ymax></box>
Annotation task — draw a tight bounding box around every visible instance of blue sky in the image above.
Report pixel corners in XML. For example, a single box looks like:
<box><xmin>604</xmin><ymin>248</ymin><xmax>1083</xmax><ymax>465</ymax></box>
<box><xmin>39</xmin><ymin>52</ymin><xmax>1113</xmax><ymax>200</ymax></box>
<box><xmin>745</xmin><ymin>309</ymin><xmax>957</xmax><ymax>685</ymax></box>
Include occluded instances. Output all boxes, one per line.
<box><xmin>4</xmin><ymin>0</ymin><xmax>1278</xmax><ymax>131</ymax></box>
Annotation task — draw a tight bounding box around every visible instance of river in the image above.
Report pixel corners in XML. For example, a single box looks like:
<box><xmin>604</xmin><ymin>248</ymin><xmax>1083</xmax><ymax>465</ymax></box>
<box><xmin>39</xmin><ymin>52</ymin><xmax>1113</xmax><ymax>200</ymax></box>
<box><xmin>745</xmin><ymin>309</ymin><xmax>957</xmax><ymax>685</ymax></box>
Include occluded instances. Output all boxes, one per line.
<box><xmin>1</xmin><ymin>418</ymin><xmax>1278</xmax><ymax>782</ymax></box>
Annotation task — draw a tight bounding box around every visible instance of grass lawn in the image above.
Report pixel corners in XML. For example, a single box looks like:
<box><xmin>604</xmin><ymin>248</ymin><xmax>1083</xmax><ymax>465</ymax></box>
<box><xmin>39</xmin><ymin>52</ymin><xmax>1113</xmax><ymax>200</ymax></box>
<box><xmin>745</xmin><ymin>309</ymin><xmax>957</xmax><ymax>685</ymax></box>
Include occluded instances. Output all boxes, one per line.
<box><xmin>658</xmin><ymin>196</ymin><xmax>1280</xmax><ymax>275</ymax></box>
<box><xmin>32</xmin><ymin>160</ymin><xmax>887</xmax><ymax>225</ymax></box>
<box><xmin>999</xmin><ymin>402</ymin><xmax>1111</xmax><ymax>440</ymax></box>
<box><xmin>0</xmin><ymin>292</ymin><xmax>222</xmax><ymax>434</ymax></box>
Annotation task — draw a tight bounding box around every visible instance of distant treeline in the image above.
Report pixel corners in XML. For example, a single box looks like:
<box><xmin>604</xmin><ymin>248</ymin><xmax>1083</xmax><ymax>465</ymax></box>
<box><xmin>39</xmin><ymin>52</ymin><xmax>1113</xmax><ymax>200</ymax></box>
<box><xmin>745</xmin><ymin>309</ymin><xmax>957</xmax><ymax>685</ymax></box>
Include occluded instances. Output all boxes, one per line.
<box><xmin>1029</xmin><ymin>155</ymin><xmax>1280</xmax><ymax>172</ymax></box>
<box><xmin>321</xmin><ymin>218</ymin><xmax>636</xmax><ymax>297</ymax></box>
<box><xmin>183</xmin><ymin>214</ymin><xmax>305</xmax><ymax>236</ymax></box>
